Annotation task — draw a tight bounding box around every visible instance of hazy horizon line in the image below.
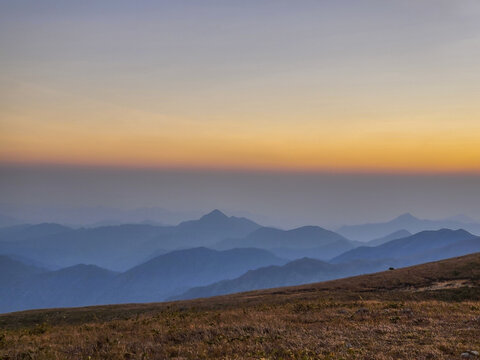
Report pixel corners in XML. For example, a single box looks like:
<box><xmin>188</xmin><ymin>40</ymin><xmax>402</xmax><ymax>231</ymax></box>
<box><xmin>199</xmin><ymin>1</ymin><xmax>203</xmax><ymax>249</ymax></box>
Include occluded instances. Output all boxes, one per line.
<box><xmin>2</xmin><ymin>161</ymin><xmax>480</xmax><ymax>176</ymax></box>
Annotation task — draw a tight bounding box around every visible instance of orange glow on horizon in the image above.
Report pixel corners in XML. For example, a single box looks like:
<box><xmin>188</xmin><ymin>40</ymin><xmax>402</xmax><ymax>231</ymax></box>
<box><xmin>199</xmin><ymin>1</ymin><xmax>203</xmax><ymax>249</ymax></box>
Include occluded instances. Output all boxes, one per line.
<box><xmin>2</xmin><ymin>138</ymin><xmax>479</xmax><ymax>175</ymax></box>
<box><xmin>1</xmin><ymin>114</ymin><xmax>480</xmax><ymax>174</ymax></box>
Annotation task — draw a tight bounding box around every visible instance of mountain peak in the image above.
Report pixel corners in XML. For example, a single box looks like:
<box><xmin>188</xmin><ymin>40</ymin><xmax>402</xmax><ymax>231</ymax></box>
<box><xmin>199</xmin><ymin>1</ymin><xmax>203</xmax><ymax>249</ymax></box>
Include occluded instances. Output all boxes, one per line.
<box><xmin>394</xmin><ymin>213</ymin><xmax>418</xmax><ymax>222</ymax></box>
<box><xmin>201</xmin><ymin>209</ymin><xmax>229</xmax><ymax>221</ymax></box>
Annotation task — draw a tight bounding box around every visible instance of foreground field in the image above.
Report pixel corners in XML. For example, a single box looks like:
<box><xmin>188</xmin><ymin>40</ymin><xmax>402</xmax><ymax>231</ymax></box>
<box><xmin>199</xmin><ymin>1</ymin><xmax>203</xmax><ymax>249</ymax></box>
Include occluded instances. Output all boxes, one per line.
<box><xmin>1</xmin><ymin>254</ymin><xmax>480</xmax><ymax>360</ymax></box>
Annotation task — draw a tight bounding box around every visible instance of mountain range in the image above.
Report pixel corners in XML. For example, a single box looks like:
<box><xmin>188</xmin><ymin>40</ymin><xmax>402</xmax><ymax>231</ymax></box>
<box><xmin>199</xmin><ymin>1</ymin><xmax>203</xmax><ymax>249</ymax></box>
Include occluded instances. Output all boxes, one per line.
<box><xmin>332</xmin><ymin>228</ymin><xmax>479</xmax><ymax>265</ymax></box>
<box><xmin>100</xmin><ymin>247</ymin><xmax>286</xmax><ymax>304</ymax></box>
<box><xmin>337</xmin><ymin>213</ymin><xmax>480</xmax><ymax>241</ymax></box>
<box><xmin>2</xmin><ymin>211</ymin><xmax>480</xmax><ymax>271</ymax></box>
<box><xmin>213</xmin><ymin>225</ymin><xmax>358</xmax><ymax>260</ymax></box>
<box><xmin>0</xmin><ymin>247</ymin><xmax>285</xmax><ymax>313</ymax></box>
<box><xmin>174</xmin><ymin>228</ymin><xmax>480</xmax><ymax>300</ymax></box>
<box><xmin>365</xmin><ymin>229</ymin><xmax>412</xmax><ymax>247</ymax></box>
<box><xmin>2</xmin><ymin>226</ymin><xmax>480</xmax><ymax>313</ymax></box>
<box><xmin>0</xmin><ymin>210</ymin><xmax>260</xmax><ymax>271</ymax></box>
<box><xmin>2</xmin><ymin>210</ymin><xmax>480</xmax><ymax>314</ymax></box>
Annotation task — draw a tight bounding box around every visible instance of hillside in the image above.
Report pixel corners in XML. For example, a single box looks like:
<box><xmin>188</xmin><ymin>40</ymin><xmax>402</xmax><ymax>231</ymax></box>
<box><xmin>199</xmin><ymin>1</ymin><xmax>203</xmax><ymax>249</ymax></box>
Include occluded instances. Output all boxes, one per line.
<box><xmin>332</xmin><ymin>229</ymin><xmax>479</xmax><ymax>265</ymax></box>
<box><xmin>1</xmin><ymin>253</ymin><xmax>479</xmax><ymax>359</ymax></box>
<box><xmin>173</xmin><ymin>257</ymin><xmax>389</xmax><ymax>300</ymax></box>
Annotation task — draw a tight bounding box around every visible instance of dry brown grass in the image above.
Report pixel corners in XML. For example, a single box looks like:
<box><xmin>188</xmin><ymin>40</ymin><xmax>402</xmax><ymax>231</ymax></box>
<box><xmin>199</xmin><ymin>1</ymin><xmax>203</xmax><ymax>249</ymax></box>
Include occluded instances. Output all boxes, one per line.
<box><xmin>1</xmin><ymin>253</ymin><xmax>480</xmax><ymax>360</ymax></box>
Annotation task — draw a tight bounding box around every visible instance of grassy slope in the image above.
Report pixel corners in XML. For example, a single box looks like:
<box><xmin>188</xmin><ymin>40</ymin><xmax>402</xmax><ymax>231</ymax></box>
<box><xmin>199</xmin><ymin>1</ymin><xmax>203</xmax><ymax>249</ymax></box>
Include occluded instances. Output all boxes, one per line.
<box><xmin>1</xmin><ymin>253</ymin><xmax>480</xmax><ymax>359</ymax></box>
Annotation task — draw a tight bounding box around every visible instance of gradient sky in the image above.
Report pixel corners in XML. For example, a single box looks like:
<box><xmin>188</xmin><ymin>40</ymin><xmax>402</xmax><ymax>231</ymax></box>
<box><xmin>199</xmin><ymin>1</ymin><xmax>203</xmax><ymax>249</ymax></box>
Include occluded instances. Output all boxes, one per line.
<box><xmin>1</xmin><ymin>1</ymin><xmax>480</xmax><ymax>226</ymax></box>
<box><xmin>1</xmin><ymin>0</ymin><xmax>480</xmax><ymax>172</ymax></box>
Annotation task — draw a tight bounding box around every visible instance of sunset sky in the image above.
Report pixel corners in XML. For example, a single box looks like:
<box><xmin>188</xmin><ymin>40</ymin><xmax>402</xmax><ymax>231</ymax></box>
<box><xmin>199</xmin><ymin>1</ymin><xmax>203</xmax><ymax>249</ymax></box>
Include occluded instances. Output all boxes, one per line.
<box><xmin>1</xmin><ymin>1</ymin><xmax>480</xmax><ymax>226</ymax></box>
<box><xmin>1</xmin><ymin>0</ymin><xmax>480</xmax><ymax>173</ymax></box>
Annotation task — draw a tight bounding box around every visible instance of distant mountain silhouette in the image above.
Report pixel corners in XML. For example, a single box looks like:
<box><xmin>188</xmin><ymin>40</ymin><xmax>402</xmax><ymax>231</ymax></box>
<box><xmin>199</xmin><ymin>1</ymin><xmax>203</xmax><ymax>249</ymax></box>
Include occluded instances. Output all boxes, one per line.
<box><xmin>174</xmin><ymin>228</ymin><xmax>480</xmax><ymax>300</ymax></box>
<box><xmin>100</xmin><ymin>247</ymin><xmax>285</xmax><ymax>304</ymax></box>
<box><xmin>0</xmin><ymin>223</ymin><xmax>72</xmax><ymax>242</ymax></box>
<box><xmin>0</xmin><ymin>255</ymin><xmax>46</xmax><ymax>288</ymax></box>
<box><xmin>162</xmin><ymin>209</ymin><xmax>261</xmax><ymax>248</ymax></box>
<box><xmin>216</xmin><ymin>226</ymin><xmax>348</xmax><ymax>249</ymax></box>
<box><xmin>4</xmin><ymin>253</ymin><xmax>54</xmax><ymax>270</ymax></box>
<box><xmin>0</xmin><ymin>210</ymin><xmax>261</xmax><ymax>271</ymax></box>
<box><xmin>365</xmin><ymin>229</ymin><xmax>411</xmax><ymax>247</ymax></box>
<box><xmin>417</xmin><ymin>237</ymin><xmax>480</xmax><ymax>263</ymax></box>
<box><xmin>337</xmin><ymin>213</ymin><xmax>480</xmax><ymax>241</ymax></box>
<box><xmin>0</xmin><ymin>263</ymin><xmax>117</xmax><ymax>313</ymax></box>
<box><xmin>332</xmin><ymin>229</ymin><xmax>478</xmax><ymax>265</ymax></box>
<box><xmin>173</xmin><ymin>257</ymin><xmax>388</xmax><ymax>300</ymax></box>
<box><xmin>6</xmin><ymin>212</ymin><xmax>478</xmax><ymax>271</ymax></box>
<box><xmin>2</xmin><ymin>228</ymin><xmax>480</xmax><ymax>313</ymax></box>
<box><xmin>0</xmin><ymin>223</ymin><xmax>163</xmax><ymax>271</ymax></box>
<box><xmin>3</xmin><ymin>211</ymin><xmax>480</xmax><ymax>314</ymax></box>
<box><xmin>0</xmin><ymin>247</ymin><xmax>285</xmax><ymax>313</ymax></box>
<box><xmin>214</xmin><ymin>226</ymin><xmax>357</xmax><ymax>260</ymax></box>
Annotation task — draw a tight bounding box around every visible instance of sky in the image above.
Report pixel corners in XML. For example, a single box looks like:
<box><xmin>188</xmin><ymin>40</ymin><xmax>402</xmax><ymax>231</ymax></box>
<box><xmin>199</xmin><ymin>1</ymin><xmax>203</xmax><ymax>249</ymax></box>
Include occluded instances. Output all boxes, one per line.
<box><xmin>1</xmin><ymin>1</ymin><xmax>480</xmax><ymax>226</ymax></box>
